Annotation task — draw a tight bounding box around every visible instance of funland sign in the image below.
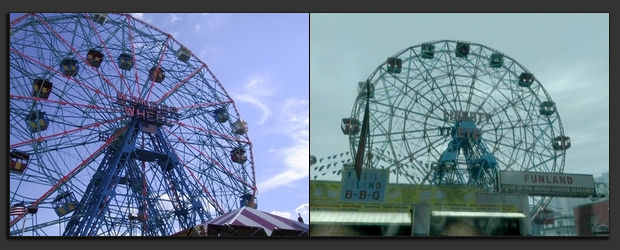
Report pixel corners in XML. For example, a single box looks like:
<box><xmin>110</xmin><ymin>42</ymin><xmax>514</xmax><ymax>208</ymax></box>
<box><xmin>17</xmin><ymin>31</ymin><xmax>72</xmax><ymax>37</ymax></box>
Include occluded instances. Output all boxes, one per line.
<box><xmin>499</xmin><ymin>171</ymin><xmax>596</xmax><ymax>198</ymax></box>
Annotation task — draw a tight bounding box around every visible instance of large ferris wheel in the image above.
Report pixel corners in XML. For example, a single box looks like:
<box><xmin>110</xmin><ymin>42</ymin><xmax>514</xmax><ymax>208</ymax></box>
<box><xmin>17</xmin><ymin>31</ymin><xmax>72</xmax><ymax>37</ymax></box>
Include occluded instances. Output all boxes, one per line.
<box><xmin>337</xmin><ymin>40</ymin><xmax>572</xmax><ymax>221</ymax></box>
<box><xmin>9</xmin><ymin>13</ymin><xmax>257</xmax><ymax>236</ymax></box>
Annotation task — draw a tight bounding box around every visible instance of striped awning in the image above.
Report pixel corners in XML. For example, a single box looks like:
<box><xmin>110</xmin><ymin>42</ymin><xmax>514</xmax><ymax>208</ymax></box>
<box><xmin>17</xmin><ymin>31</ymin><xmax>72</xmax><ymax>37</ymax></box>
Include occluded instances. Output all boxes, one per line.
<box><xmin>200</xmin><ymin>207</ymin><xmax>309</xmax><ymax>236</ymax></box>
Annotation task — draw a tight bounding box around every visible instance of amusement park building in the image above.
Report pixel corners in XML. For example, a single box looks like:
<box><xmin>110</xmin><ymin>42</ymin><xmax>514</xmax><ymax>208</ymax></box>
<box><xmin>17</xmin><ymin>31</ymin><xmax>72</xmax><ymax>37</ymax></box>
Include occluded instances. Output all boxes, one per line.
<box><xmin>310</xmin><ymin>149</ymin><xmax>607</xmax><ymax>237</ymax></box>
<box><xmin>309</xmin><ymin>178</ymin><xmax>532</xmax><ymax>236</ymax></box>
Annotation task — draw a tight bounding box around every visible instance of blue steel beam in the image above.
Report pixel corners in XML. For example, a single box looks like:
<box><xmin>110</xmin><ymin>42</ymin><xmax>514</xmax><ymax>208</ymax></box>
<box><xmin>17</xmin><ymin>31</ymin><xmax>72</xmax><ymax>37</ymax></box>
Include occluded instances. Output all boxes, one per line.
<box><xmin>61</xmin><ymin>118</ymin><xmax>211</xmax><ymax>236</ymax></box>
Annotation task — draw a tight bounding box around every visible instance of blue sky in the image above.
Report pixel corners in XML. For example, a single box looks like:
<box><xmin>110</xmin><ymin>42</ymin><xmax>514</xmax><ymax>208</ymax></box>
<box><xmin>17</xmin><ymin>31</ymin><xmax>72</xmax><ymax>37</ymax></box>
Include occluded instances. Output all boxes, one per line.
<box><xmin>310</xmin><ymin>13</ymin><xmax>609</xmax><ymax>181</ymax></box>
<box><xmin>127</xmin><ymin>13</ymin><xmax>310</xmax><ymax>223</ymax></box>
<box><xmin>9</xmin><ymin>13</ymin><xmax>309</xmax><ymax>234</ymax></box>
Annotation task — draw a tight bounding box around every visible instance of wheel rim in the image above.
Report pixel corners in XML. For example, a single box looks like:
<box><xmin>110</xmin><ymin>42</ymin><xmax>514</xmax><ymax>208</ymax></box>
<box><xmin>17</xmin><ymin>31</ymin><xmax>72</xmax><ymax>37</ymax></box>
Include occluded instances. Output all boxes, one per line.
<box><xmin>10</xmin><ymin>13</ymin><xmax>257</xmax><ymax>236</ymax></box>
<box><xmin>349</xmin><ymin>40</ymin><xmax>568</xmax><ymax>220</ymax></box>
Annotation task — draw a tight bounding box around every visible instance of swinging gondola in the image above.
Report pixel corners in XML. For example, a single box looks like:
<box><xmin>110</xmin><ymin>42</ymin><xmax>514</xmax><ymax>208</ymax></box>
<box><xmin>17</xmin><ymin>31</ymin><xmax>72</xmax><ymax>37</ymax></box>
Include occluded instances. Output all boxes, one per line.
<box><xmin>533</xmin><ymin>209</ymin><xmax>554</xmax><ymax>225</ymax></box>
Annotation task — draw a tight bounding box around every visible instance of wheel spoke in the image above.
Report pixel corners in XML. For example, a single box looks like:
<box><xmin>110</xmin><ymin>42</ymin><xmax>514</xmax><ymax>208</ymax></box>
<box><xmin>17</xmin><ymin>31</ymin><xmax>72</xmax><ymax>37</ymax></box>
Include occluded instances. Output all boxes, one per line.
<box><xmin>10</xmin><ymin>13</ymin><xmax>257</xmax><ymax>236</ymax></box>
<box><xmin>317</xmin><ymin>40</ymin><xmax>569</xmax><ymax>230</ymax></box>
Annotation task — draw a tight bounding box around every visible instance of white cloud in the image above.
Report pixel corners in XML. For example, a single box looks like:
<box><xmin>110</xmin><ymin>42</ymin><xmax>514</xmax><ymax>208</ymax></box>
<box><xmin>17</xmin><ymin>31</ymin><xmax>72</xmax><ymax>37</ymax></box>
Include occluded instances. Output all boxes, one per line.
<box><xmin>234</xmin><ymin>94</ymin><xmax>270</xmax><ymax>125</ymax></box>
<box><xmin>199</xmin><ymin>13</ymin><xmax>226</xmax><ymax>29</ymax></box>
<box><xmin>129</xmin><ymin>13</ymin><xmax>153</xmax><ymax>24</ymax></box>
<box><xmin>258</xmin><ymin>138</ymin><xmax>308</xmax><ymax>193</ymax></box>
<box><xmin>270</xmin><ymin>207</ymin><xmax>308</xmax><ymax>223</ymax></box>
<box><xmin>130</xmin><ymin>13</ymin><xmax>144</xmax><ymax>20</ymax></box>
<box><xmin>169</xmin><ymin>14</ymin><xmax>181</xmax><ymax>23</ymax></box>
<box><xmin>245</xmin><ymin>74</ymin><xmax>274</xmax><ymax>97</ymax></box>
<box><xmin>295</xmin><ymin>203</ymin><xmax>309</xmax><ymax>215</ymax></box>
<box><xmin>281</xmin><ymin>99</ymin><xmax>309</xmax><ymax>135</ymax></box>
<box><xmin>269</xmin><ymin>208</ymin><xmax>307</xmax><ymax>224</ymax></box>
<box><xmin>257</xmin><ymin>99</ymin><xmax>309</xmax><ymax>193</ymax></box>
<box><xmin>195</xmin><ymin>24</ymin><xmax>201</xmax><ymax>31</ymax></box>
<box><xmin>231</xmin><ymin>74</ymin><xmax>274</xmax><ymax>125</ymax></box>
<box><xmin>270</xmin><ymin>211</ymin><xmax>292</xmax><ymax>220</ymax></box>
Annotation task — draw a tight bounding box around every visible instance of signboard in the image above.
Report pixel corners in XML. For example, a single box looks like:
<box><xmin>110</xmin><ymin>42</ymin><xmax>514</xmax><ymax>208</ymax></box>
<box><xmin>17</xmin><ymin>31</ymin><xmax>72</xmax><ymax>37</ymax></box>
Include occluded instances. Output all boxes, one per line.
<box><xmin>310</xmin><ymin>181</ymin><xmax>524</xmax><ymax>213</ymax></box>
<box><xmin>310</xmin><ymin>181</ymin><xmax>342</xmax><ymax>202</ymax></box>
<box><xmin>341</xmin><ymin>167</ymin><xmax>389</xmax><ymax>203</ymax></box>
<box><xmin>385</xmin><ymin>184</ymin><xmax>476</xmax><ymax>205</ymax></box>
<box><xmin>499</xmin><ymin>171</ymin><xmax>596</xmax><ymax>197</ymax></box>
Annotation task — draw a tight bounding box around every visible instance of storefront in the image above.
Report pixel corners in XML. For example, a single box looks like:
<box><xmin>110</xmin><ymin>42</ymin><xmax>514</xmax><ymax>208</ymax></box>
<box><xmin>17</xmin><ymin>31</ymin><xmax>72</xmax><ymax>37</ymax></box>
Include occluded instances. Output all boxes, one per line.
<box><xmin>310</xmin><ymin>180</ymin><xmax>530</xmax><ymax>236</ymax></box>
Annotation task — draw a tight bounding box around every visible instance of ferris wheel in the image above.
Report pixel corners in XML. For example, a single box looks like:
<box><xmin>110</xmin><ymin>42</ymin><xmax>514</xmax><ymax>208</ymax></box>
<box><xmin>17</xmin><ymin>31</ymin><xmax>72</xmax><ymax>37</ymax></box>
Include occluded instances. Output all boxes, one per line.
<box><xmin>343</xmin><ymin>40</ymin><xmax>571</xmax><ymax>220</ymax></box>
<box><xmin>9</xmin><ymin>13</ymin><xmax>257</xmax><ymax>236</ymax></box>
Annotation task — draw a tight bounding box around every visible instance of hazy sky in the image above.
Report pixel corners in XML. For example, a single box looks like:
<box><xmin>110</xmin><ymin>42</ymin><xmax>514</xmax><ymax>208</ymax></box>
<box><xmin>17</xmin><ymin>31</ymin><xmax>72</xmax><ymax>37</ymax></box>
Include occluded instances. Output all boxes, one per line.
<box><xmin>310</xmin><ymin>13</ymin><xmax>609</xmax><ymax>180</ymax></box>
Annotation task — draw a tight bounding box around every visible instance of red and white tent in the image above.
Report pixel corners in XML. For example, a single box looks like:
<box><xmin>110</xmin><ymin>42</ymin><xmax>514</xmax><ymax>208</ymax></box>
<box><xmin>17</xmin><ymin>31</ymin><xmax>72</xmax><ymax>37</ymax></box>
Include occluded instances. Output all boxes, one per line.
<box><xmin>173</xmin><ymin>207</ymin><xmax>308</xmax><ymax>236</ymax></box>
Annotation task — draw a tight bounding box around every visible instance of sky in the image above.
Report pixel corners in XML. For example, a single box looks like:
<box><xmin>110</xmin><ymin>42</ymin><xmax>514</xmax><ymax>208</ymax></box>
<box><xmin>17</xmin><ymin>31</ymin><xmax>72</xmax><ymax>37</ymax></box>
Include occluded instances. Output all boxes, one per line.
<box><xmin>9</xmin><ymin>12</ymin><xmax>309</xmax><ymax>233</ymax></box>
<box><xmin>310</xmin><ymin>13</ymin><xmax>609</xmax><ymax>181</ymax></box>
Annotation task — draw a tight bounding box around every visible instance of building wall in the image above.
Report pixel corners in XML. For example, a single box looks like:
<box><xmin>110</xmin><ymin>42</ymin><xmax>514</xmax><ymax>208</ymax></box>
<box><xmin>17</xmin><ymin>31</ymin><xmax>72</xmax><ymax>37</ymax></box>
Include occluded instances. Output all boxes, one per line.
<box><xmin>574</xmin><ymin>200</ymin><xmax>609</xmax><ymax>236</ymax></box>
